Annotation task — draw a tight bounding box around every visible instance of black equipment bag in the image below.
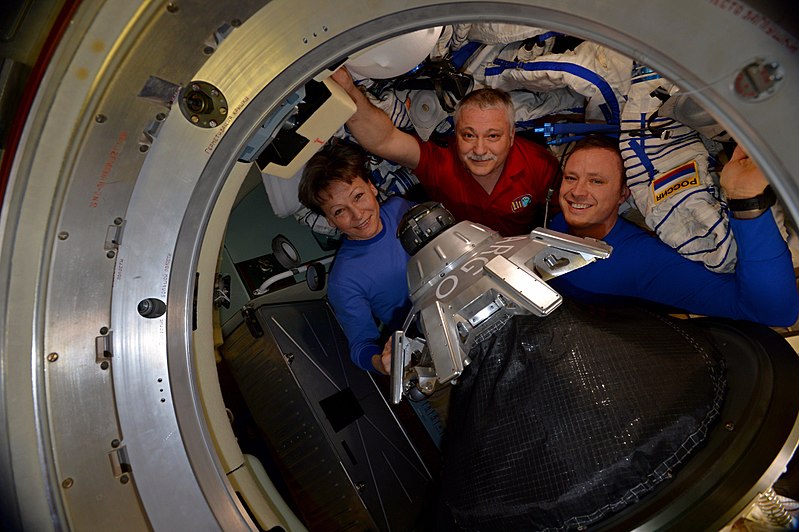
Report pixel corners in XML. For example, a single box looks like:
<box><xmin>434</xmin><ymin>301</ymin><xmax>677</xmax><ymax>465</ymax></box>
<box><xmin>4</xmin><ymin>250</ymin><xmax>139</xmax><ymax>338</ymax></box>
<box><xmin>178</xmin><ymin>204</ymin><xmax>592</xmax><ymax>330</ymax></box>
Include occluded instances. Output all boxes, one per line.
<box><xmin>439</xmin><ymin>300</ymin><xmax>726</xmax><ymax>531</ymax></box>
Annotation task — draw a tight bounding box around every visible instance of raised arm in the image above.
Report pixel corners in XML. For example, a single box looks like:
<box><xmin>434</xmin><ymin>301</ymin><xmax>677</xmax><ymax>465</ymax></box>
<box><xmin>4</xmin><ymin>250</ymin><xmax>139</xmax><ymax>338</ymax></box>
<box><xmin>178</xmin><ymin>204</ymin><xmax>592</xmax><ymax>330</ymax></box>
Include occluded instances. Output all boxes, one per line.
<box><xmin>718</xmin><ymin>145</ymin><xmax>798</xmax><ymax>325</ymax></box>
<box><xmin>331</xmin><ymin>67</ymin><xmax>421</xmax><ymax>169</ymax></box>
<box><xmin>551</xmin><ymin>143</ymin><xmax>798</xmax><ymax>326</ymax></box>
<box><xmin>720</xmin><ymin>145</ymin><xmax>770</xmax><ymax>200</ymax></box>
<box><xmin>642</xmin><ymin>145</ymin><xmax>797</xmax><ymax>325</ymax></box>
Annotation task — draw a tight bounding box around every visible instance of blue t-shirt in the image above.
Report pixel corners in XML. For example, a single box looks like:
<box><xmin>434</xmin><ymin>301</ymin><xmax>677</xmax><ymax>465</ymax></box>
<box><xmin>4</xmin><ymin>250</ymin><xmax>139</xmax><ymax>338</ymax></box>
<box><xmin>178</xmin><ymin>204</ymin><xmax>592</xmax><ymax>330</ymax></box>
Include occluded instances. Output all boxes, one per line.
<box><xmin>548</xmin><ymin>209</ymin><xmax>798</xmax><ymax>326</ymax></box>
<box><xmin>327</xmin><ymin>196</ymin><xmax>413</xmax><ymax>371</ymax></box>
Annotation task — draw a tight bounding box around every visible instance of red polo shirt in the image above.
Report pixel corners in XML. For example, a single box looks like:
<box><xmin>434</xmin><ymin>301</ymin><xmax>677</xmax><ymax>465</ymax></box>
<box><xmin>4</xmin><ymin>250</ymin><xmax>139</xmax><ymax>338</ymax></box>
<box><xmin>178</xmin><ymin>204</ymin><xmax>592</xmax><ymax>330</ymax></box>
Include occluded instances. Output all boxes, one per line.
<box><xmin>414</xmin><ymin>136</ymin><xmax>559</xmax><ymax>236</ymax></box>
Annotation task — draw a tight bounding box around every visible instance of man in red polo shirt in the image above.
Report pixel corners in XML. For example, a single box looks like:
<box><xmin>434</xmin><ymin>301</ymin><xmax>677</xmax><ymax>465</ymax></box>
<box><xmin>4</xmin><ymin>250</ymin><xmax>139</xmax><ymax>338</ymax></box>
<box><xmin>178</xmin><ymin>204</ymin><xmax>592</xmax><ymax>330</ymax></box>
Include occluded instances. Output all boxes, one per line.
<box><xmin>331</xmin><ymin>68</ymin><xmax>559</xmax><ymax>236</ymax></box>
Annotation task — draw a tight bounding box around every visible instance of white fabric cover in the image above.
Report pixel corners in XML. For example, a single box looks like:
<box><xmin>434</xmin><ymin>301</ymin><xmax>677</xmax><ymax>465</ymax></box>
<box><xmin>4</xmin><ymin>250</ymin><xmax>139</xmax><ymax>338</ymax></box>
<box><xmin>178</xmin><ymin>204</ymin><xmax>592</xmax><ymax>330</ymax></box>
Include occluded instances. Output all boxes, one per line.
<box><xmin>511</xmin><ymin>88</ymin><xmax>585</xmax><ymax>125</ymax></box>
<box><xmin>345</xmin><ymin>27</ymin><xmax>442</xmax><ymax>79</ymax></box>
<box><xmin>466</xmin><ymin>23</ymin><xmax>551</xmax><ymax>44</ymax></box>
<box><xmin>484</xmin><ymin>41</ymin><xmax>632</xmax><ymax>124</ymax></box>
<box><xmin>262</xmin><ymin>170</ymin><xmax>302</xmax><ymax>218</ymax></box>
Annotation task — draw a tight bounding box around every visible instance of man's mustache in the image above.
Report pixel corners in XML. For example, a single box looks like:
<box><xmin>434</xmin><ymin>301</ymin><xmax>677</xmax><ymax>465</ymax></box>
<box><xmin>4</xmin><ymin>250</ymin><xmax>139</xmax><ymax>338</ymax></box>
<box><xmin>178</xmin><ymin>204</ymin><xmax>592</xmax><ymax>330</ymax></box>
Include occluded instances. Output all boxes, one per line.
<box><xmin>466</xmin><ymin>152</ymin><xmax>498</xmax><ymax>162</ymax></box>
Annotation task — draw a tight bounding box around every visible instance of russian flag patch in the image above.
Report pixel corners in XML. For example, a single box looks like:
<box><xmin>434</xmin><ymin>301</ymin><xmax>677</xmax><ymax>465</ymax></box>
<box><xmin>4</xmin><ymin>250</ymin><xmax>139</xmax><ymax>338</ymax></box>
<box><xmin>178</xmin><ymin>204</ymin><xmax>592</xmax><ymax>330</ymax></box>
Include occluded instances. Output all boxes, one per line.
<box><xmin>652</xmin><ymin>160</ymin><xmax>700</xmax><ymax>204</ymax></box>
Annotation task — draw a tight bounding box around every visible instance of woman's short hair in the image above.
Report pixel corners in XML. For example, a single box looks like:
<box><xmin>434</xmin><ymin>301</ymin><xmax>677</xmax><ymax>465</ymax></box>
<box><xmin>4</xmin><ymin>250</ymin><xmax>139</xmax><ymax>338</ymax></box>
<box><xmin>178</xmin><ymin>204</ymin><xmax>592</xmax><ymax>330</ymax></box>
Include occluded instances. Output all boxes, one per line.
<box><xmin>298</xmin><ymin>141</ymin><xmax>371</xmax><ymax>215</ymax></box>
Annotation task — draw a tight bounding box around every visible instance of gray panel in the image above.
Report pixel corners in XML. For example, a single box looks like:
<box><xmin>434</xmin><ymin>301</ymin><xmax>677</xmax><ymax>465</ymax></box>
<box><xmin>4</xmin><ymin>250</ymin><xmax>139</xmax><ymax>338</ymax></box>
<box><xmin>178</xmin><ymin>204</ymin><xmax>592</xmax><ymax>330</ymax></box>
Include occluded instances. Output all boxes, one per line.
<box><xmin>222</xmin><ymin>322</ymin><xmax>377</xmax><ymax>531</ymax></box>
<box><xmin>222</xmin><ymin>301</ymin><xmax>432</xmax><ymax>532</ymax></box>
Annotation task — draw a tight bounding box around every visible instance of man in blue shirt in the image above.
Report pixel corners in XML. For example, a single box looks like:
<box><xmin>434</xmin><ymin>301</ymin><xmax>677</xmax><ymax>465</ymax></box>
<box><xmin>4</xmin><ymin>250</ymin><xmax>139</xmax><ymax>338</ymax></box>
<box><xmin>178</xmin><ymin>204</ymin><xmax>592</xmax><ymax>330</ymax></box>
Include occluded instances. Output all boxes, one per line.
<box><xmin>299</xmin><ymin>141</ymin><xmax>413</xmax><ymax>373</ymax></box>
<box><xmin>549</xmin><ymin>135</ymin><xmax>799</xmax><ymax>326</ymax></box>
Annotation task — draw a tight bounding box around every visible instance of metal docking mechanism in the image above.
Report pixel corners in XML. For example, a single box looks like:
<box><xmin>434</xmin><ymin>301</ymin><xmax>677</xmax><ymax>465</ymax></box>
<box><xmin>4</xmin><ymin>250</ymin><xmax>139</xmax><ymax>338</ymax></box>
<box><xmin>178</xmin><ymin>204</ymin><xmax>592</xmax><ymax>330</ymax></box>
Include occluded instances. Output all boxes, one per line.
<box><xmin>390</xmin><ymin>206</ymin><xmax>612</xmax><ymax>405</ymax></box>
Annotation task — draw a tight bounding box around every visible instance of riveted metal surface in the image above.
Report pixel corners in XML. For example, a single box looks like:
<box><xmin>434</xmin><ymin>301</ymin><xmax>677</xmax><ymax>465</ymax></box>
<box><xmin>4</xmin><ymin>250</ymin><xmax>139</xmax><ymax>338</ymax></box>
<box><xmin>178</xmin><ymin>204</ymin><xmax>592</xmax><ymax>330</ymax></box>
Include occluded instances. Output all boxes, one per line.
<box><xmin>2</xmin><ymin>1</ymin><xmax>798</xmax><ymax>530</ymax></box>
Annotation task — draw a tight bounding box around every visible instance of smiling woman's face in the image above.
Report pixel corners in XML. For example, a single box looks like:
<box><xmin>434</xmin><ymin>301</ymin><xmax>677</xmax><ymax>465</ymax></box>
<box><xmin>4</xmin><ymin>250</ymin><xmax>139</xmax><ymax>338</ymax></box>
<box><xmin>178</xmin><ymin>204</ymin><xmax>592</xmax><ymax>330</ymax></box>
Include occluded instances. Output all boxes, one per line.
<box><xmin>320</xmin><ymin>176</ymin><xmax>383</xmax><ymax>240</ymax></box>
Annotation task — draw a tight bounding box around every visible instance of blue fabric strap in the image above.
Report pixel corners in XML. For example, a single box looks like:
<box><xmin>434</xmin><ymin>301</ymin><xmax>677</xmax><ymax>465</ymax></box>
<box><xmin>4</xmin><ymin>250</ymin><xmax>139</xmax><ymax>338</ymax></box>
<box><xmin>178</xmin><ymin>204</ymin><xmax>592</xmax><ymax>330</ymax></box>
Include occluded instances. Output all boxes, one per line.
<box><xmin>450</xmin><ymin>41</ymin><xmax>482</xmax><ymax>70</ymax></box>
<box><xmin>485</xmin><ymin>58</ymin><xmax>621</xmax><ymax>124</ymax></box>
<box><xmin>628</xmin><ymin>137</ymin><xmax>656</xmax><ymax>179</ymax></box>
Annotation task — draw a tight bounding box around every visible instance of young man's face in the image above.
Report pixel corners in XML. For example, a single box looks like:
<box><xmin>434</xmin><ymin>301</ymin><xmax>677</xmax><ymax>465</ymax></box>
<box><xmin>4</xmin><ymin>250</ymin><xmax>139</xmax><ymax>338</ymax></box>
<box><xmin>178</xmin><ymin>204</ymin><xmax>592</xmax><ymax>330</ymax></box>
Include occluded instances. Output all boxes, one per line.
<box><xmin>320</xmin><ymin>176</ymin><xmax>383</xmax><ymax>240</ymax></box>
<box><xmin>455</xmin><ymin>105</ymin><xmax>515</xmax><ymax>182</ymax></box>
<box><xmin>559</xmin><ymin>146</ymin><xmax>628</xmax><ymax>239</ymax></box>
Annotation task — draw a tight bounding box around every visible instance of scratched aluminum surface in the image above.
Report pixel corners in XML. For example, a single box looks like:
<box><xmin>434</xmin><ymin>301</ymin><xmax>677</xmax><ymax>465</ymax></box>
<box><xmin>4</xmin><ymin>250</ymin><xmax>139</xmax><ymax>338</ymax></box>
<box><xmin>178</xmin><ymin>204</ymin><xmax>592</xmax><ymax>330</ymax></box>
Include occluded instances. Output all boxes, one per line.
<box><xmin>2</xmin><ymin>0</ymin><xmax>798</xmax><ymax>530</ymax></box>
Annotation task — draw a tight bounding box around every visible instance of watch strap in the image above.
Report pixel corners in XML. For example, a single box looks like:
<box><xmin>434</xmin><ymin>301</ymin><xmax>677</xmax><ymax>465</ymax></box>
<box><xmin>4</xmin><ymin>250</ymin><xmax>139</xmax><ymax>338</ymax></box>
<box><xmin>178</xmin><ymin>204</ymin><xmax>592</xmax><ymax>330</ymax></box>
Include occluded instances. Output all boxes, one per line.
<box><xmin>727</xmin><ymin>185</ymin><xmax>776</xmax><ymax>212</ymax></box>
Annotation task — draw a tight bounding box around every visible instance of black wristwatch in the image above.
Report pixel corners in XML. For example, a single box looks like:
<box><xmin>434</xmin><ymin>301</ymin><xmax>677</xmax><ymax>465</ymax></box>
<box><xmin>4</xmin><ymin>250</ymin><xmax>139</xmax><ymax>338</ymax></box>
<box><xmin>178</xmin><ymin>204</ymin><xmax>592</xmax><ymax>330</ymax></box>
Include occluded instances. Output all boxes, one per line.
<box><xmin>727</xmin><ymin>185</ymin><xmax>777</xmax><ymax>219</ymax></box>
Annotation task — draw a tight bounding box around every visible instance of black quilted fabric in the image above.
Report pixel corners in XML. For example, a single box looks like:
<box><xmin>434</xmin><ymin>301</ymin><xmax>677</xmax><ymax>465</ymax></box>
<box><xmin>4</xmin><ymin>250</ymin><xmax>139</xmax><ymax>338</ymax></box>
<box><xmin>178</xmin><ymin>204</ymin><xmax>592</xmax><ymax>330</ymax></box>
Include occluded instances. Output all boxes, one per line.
<box><xmin>439</xmin><ymin>300</ymin><xmax>725</xmax><ymax>531</ymax></box>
